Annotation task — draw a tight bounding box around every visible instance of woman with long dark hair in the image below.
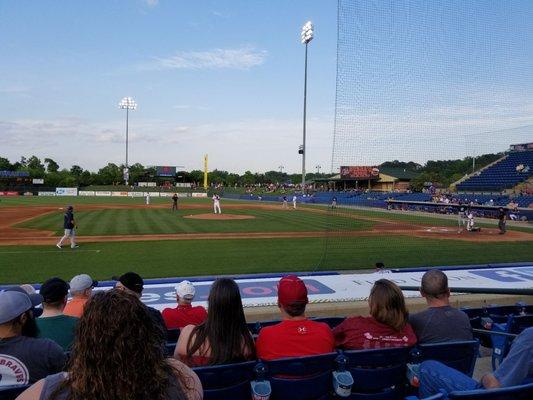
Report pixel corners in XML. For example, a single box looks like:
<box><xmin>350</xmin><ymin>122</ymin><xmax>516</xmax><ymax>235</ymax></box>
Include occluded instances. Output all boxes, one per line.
<box><xmin>18</xmin><ymin>289</ymin><xmax>203</xmax><ymax>400</ymax></box>
<box><xmin>175</xmin><ymin>278</ymin><xmax>255</xmax><ymax>366</ymax></box>
<box><xmin>333</xmin><ymin>279</ymin><xmax>417</xmax><ymax>349</ymax></box>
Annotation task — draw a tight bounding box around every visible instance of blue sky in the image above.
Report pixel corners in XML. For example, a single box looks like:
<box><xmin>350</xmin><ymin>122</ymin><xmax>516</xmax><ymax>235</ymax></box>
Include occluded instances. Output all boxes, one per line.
<box><xmin>1</xmin><ymin>0</ymin><xmax>532</xmax><ymax>173</ymax></box>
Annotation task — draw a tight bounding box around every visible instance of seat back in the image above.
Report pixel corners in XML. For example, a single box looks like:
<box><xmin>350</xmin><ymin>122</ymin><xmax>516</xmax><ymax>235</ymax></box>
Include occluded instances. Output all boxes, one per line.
<box><xmin>264</xmin><ymin>352</ymin><xmax>338</xmax><ymax>400</ymax></box>
<box><xmin>193</xmin><ymin>360</ymin><xmax>256</xmax><ymax>400</ymax></box>
<box><xmin>507</xmin><ymin>314</ymin><xmax>533</xmax><ymax>334</ymax></box>
<box><xmin>411</xmin><ymin>340</ymin><xmax>479</xmax><ymax>377</ymax></box>
<box><xmin>310</xmin><ymin>317</ymin><xmax>345</xmax><ymax>329</ymax></box>
<box><xmin>0</xmin><ymin>384</ymin><xmax>31</xmax><ymax>400</ymax></box>
<box><xmin>344</xmin><ymin>346</ymin><xmax>412</xmax><ymax>400</ymax></box>
<box><xmin>166</xmin><ymin>328</ymin><xmax>180</xmax><ymax>342</ymax></box>
<box><xmin>448</xmin><ymin>382</ymin><xmax>533</xmax><ymax>399</ymax></box>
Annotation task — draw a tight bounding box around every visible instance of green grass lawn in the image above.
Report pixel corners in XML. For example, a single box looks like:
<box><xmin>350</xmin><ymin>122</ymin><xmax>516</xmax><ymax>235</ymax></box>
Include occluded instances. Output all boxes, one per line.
<box><xmin>16</xmin><ymin>207</ymin><xmax>373</xmax><ymax>235</ymax></box>
<box><xmin>0</xmin><ymin>236</ymin><xmax>531</xmax><ymax>284</ymax></box>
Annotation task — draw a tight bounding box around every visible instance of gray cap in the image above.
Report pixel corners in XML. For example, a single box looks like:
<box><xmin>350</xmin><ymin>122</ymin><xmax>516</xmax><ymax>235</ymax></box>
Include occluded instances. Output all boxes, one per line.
<box><xmin>0</xmin><ymin>291</ymin><xmax>38</xmax><ymax>324</ymax></box>
<box><xmin>70</xmin><ymin>274</ymin><xmax>98</xmax><ymax>292</ymax></box>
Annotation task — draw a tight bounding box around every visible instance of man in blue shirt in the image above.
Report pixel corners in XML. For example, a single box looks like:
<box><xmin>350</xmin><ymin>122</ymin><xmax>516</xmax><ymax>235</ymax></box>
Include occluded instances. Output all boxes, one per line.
<box><xmin>418</xmin><ymin>327</ymin><xmax>533</xmax><ymax>397</ymax></box>
<box><xmin>56</xmin><ymin>205</ymin><xmax>78</xmax><ymax>249</ymax></box>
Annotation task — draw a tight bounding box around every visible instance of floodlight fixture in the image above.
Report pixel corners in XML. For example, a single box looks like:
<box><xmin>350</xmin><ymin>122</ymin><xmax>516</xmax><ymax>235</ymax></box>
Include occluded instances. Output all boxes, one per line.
<box><xmin>301</xmin><ymin>21</ymin><xmax>314</xmax><ymax>44</ymax></box>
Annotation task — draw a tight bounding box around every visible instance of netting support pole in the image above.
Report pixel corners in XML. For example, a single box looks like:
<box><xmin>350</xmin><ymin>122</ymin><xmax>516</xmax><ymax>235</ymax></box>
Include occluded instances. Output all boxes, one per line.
<box><xmin>301</xmin><ymin>42</ymin><xmax>309</xmax><ymax>193</ymax></box>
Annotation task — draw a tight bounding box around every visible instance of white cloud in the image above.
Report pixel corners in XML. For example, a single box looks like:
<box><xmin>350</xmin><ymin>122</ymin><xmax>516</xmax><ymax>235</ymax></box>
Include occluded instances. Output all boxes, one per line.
<box><xmin>143</xmin><ymin>47</ymin><xmax>267</xmax><ymax>71</ymax></box>
<box><xmin>143</xmin><ymin>0</ymin><xmax>158</xmax><ymax>7</ymax></box>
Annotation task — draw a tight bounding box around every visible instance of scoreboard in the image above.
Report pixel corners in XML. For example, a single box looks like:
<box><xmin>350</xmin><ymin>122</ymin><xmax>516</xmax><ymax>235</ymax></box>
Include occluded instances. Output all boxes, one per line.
<box><xmin>156</xmin><ymin>166</ymin><xmax>176</xmax><ymax>177</ymax></box>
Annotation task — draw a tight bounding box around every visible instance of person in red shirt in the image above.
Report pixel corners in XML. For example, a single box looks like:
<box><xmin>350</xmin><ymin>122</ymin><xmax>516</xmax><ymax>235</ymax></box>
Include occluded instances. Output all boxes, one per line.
<box><xmin>162</xmin><ymin>280</ymin><xmax>207</xmax><ymax>330</ymax></box>
<box><xmin>333</xmin><ymin>279</ymin><xmax>417</xmax><ymax>350</ymax></box>
<box><xmin>256</xmin><ymin>275</ymin><xmax>335</xmax><ymax>361</ymax></box>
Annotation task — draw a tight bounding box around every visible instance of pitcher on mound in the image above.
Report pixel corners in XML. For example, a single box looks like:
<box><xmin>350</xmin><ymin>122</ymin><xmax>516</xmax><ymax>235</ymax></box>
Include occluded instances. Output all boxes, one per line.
<box><xmin>212</xmin><ymin>194</ymin><xmax>222</xmax><ymax>214</ymax></box>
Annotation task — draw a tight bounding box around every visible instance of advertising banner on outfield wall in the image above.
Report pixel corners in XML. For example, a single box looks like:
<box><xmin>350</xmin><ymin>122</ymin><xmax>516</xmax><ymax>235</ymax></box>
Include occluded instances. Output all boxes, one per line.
<box><xmin>38</xmin><ymin>191</ymin><xmax>56</xmax><ymax>196</ymax></box>
<box><xmin>32</xmin><ymin>179</ymin><xmax>44</xmax><ymax>184</ymax></box>
<box><xmin>95</xmin><ymin>191</ymin><xmax>112</xmax><ymax>197</ymax></box>
<box><xmin>78</xmin><ymin>191</ymin><xmax>95</xmax><ymax>196</ymax></box>
<box><xmin>55</xmin><ymin>188</ymin><xmax>78</xmax><ymax>196</ymax></box>
<box><xmin>158</xmin><ymin>192</ymin><xmax>174</xmax><ymax>197</ymax></box>
<box><xmin>128</xmin><ymin>192</ymin><xmax>144</xmax><ymax>197</ymax></box>
<box><xmin>111</xmin><ymin>191</ymin><xmax>128</xmax><ymax>197</ymax></box>
<box><xmin>0</xmin><ymin>191</ymin><xmax>19</xmax><ymax>196</ymax></box>
<box><xmin>192</xmin><ymin>192</ymin><xmax>208</xmax><ymax>198</ymax></box>
<box><xmin>149</xmin><ymin>192</ymin><xmax>160</xmax><ymax>197</ymax></box>
<box><xmin>138</xmin><ymin>182</ymin><xmax>157</xmax><ymax>187</ymax></box>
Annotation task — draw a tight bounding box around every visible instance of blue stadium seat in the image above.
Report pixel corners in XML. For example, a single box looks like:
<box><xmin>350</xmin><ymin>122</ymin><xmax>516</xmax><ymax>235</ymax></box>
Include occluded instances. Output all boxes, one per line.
<box><xmin>193</xmin><ymin>360</ymin><xmax>257</xmax><ymax>400</ymax></box>
<box><xmin>310</xmin><ymin>316</ymin><xmax>345</xmax><ymax>329</ymax></box>
<box><xmin>166</xmin><ymin>328</ymin><xmax>180</xmax><ymax>342</ymax></box>
<box><xmin>447</xmin><ymin>382</ymin><xmax>533</xmax><ymax>399</ymax></box>
<box><xmin>263</xmin><ymin>352</ymin><xmax>338</xmax><ymax>400</ymax></box>
<box><xmin>343</xmin><ymin>346</ymin><xmax>413</xmax><ymax>399</ymax></box>
<box><xmin>410</xmin><ymin>341</ymin><xmax>479</xmax><ymax>377</ymax></box>
<box><xmin>247</xmin><ymin>319</ymin><xmax>281</xmax><ymax>336</ymax></box>
<box><xmin>0</xmin><ymin>384</ymin><xmax>31</xmax><ymax>400</ymax></box>
<box><xmin>404</xmin><ymin>392</ymin><xmax>446</xmax><ymax>400</ymax></box>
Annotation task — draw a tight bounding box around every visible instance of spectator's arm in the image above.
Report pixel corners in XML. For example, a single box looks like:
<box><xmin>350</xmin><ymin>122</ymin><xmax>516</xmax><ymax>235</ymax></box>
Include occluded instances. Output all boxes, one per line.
<box><xmin>16</xmin><ymin>379</ymin><xmax>45</xmax><ymax>400</ymax></box>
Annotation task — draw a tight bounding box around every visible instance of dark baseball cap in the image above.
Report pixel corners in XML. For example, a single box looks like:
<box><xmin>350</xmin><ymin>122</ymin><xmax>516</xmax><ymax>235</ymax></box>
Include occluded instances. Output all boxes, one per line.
<box><xmin>40</xmin><ymin>278</ymin><xmax>69</xmax><ymax>303</ymax></box>
<box><xmin>113</xmin><ymin>272</ymin><xmax>144</xmax><ymax>294</ymax></box>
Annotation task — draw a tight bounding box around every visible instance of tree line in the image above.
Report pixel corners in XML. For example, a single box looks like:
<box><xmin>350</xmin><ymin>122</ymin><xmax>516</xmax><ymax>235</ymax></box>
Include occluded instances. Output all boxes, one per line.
<box><xmin>1</xmin><ymin>152</ymin><xmax>504</xmax><ymax>190</ymax></box>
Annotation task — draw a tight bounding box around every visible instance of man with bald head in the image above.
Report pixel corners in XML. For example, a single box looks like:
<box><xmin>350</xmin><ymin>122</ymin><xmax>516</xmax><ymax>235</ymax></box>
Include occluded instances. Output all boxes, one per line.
<box><xmin>409</xmin><ymin>269</ymin><xmax>472</xmax><ymax>343</ymax></box>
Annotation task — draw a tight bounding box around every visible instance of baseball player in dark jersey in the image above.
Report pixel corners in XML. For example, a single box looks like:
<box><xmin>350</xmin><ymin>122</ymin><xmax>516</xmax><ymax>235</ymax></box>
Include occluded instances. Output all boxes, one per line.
<box><xmin>172</xmin><ymin>193</ymin><xmax>178</xmax><ymax>211</ymax></box>
<box><xmin>56</xmin><ymin>206</ymin><xmax>78</xmax><ymax>249</ymax></box>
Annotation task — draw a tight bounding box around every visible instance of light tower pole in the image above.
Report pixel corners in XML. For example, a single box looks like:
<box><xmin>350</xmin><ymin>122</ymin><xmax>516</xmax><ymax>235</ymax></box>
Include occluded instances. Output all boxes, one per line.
<box><xmin>279</xmin><ymin>165</ymin><xmax>284</xmax><ymax>174</ymax></box>
<box><xmin>300</xmin><ymin>21</ymin><xmax>314</xmax><ymax>193</ymax></box>
<box><xmin>315</xmin><ymin>164</ymin><xmax>321</xmax><ymax>174</ymax></box>
<box><xmin>118</xmin><ymin>96</ymin><xmax>137</xmax><ymax>185</ymax></box>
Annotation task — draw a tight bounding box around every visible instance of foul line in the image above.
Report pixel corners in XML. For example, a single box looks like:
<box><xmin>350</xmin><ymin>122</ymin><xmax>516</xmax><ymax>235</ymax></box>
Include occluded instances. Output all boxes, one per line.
<box><xmin>0</xmin><ymin>249</ymin><xmax>102</xmax><ymax>255</ymax></box>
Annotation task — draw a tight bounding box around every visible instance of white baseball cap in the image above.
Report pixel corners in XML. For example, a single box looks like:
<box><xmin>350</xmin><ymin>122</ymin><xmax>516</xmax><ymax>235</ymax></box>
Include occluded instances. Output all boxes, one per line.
<box><xmin>175</xmin><ymin>280</ymin><xmax>195</xmax><ymax>299</ymax></box>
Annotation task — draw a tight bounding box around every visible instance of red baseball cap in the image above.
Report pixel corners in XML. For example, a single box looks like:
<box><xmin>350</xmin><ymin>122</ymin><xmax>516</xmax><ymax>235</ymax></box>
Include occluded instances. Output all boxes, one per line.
<box><xmin>278</xmin><ymin>275</ymin><xmax>308</xmax><ymax>307</ymax></box>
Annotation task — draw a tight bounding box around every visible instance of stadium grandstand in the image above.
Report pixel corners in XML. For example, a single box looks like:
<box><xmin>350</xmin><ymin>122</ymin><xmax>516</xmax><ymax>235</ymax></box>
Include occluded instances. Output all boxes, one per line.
<box><xmin>456</xmin><ymin>144</ymin><xmax>533</xmax><ymax>192</ymax></box>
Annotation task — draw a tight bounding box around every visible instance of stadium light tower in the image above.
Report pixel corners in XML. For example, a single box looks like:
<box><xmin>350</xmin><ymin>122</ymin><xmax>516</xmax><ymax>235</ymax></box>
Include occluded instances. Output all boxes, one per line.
<box><xmin>315</xmin><ymin>164</ymin><xmax>321</xmax><ymax>174</ymax></box>
<box><xmin>300</xmin><ymin>21</ymin><xmax>314</xmax><ymax>193</ymax></box>
<box><xmin>118</xmin><ymin>96</ymin><xmax>137</xmax><ymax>185</ymax></box>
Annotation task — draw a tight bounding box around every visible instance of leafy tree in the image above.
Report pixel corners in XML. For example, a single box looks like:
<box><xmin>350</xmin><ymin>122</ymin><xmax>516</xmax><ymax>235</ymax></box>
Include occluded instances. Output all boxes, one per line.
<box><xmin>70</xmin><ymin>165</ymin><xmax>83</xmax><ymax>176</ymax></box>
<box><xmin>0</xmin><ymin>157</ymin><xmax>11</xmax><ymax>170</ymax></box>
<box><xmin>44</xmin><ymin>158</ymin><xmax>60</xmax><ymax>173</ymax></box>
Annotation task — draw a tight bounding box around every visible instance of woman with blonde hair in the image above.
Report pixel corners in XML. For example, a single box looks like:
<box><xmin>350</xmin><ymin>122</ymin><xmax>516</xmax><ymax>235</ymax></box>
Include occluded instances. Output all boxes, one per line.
<box><xmin>18</xmin><ymin>289</ymin><xmax>203</xmax><ymax>400</ymax></box>
<box><xmin>333</xmin><ymin>279</ymin><xmax>417</xmax><ymax>349</ymax></box>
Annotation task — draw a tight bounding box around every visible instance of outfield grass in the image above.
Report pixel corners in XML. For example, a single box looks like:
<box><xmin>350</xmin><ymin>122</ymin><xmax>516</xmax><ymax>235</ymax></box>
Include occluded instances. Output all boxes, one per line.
<box><xmin>16</xmin><ymin>207</ymin><xmax>373</xmax><ymax>235</ymax></box>
<box><xmin>0</xmin><ymin>236</ymin><xmax>531</xmax><ymax>284</ymax></box>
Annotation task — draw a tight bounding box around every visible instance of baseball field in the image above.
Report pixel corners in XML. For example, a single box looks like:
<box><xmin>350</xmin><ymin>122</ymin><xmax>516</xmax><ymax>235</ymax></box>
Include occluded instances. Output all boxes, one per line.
<box><xmin>0</xmin><ymin>196</ymin><xmax>532</xmax><ymax>284</ymax></box>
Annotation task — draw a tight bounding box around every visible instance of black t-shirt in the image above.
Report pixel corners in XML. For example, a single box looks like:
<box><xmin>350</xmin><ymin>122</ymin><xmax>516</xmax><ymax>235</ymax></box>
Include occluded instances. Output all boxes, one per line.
<box><xmin>172</xmin><ymin>195</ymin><xmax>178</xmax><ymax>204</ymax></box>
<box><xmin>63</xmin><ymin>211</ymin><xmax>74</xmax><ymax>229</ymax></box>
<box><xmin>498</xmin><ymin>210</ymin><xmax>506</xmax><ymax>221</ymax></box>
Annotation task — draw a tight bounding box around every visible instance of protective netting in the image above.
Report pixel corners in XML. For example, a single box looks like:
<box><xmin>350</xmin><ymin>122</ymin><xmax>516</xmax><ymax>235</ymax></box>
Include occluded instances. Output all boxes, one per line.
<box><xmin>318</xmin><ymin>0</ymin><xmax>533</xmax><ymax>270</ymax></box>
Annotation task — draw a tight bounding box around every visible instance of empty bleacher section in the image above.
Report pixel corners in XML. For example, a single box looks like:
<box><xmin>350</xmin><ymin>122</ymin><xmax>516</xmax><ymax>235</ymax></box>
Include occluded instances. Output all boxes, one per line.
<box><xmin>457</xmin><ymin>150</ymin><xmax>533</xmax><ymax>192</ymax></box>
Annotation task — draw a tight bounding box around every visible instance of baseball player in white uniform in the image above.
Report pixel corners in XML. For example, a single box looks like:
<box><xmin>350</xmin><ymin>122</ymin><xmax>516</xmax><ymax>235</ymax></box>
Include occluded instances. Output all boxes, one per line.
<box><xmin>292</xmin><ymin>195</ymin><xmax>297</xmax><ymax>209</ymax></box>
<box><xmin>145</xmin><ymin>192</ymin><xmax>151</xmax><ymax>205</ymax></box>
<box><xmin>213</xmin><ymin>194</ymin><xmax>221</xmax><ymax>214</ymax></box>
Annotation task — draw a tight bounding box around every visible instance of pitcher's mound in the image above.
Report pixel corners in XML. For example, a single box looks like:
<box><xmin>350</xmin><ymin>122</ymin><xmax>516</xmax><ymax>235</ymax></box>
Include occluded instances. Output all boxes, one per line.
<box><xmin>184</xmin><ymin>213</ymin><xmax>256</xmax><ymax>220</ymax></box>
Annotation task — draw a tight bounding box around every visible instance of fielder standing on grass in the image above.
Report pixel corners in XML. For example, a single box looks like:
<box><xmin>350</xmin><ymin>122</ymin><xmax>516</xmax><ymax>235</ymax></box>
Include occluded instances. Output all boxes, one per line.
<box><xmin>56</xmin><ymin>205</ymin><xmax>78</xmax><ymax>249</ymax></box>
<box><xmin>172</xmin><ymin>193</ymin><xmax>179</xmax><ymax>211</ymax></box>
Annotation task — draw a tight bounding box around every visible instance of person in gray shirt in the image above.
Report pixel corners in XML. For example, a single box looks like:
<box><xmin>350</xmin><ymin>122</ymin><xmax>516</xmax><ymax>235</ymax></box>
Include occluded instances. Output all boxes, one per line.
<box><xmin>0</xmin><ymin>289</ymin><xmax>66</xmax><ymax>387</ymax></box>
<box><xmin>409</xmin><ymin>269</ymin><xmax>473</xmax><ymax>343</ymax></box>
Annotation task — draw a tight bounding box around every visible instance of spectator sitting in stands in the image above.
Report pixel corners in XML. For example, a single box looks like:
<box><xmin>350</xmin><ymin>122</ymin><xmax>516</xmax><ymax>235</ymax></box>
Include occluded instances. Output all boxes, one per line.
<box><xmin>162</xmin><ymin>280</ymin><xmax>207</xmax><ymax>330</ymax></box>
<box><xmin>36</xmin><ymin>278</ymin><xmax>78</xmax><ymax>351</ymax></box>
<box><xmin>18</xmin><ymin>289</ymin><xmax>202</xmax><ymax>400</ymax></box>
<box><xmin>175</xmin><ymin>278</ymin><xmax>255</xmax><ymax>367</ymax></box>
<box><xmin>114</xmin><ymin>272</ymin><xmax>167</xmax><ymax>338</ymax></box>
<box><xmin>418</xmin><ymin>327</ymin><xmax>533</xmax><ymax>397</ymax></box>
<box><xmin>409</xmin><ymin>270</ymin><xmax>472</xmax><ymax>343</ymax></box>
<box><xmin>255</xmin><ymin>275</ymin><xmax>334</xmax><ymax>361</ymax></box>
<box><xmin>63</xmin><ymin>274</ymin><xmax>97</xmax><ymax>318</ymax></box>
<box><xmin>0</xmin><ymin>288</ymin><xmax>66</xmax><ymax>387</ymax></box>
<box><xmin>333</xmin><ymin>279</ymin><xmax>417</xmax><ymax>349</ymax></box>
